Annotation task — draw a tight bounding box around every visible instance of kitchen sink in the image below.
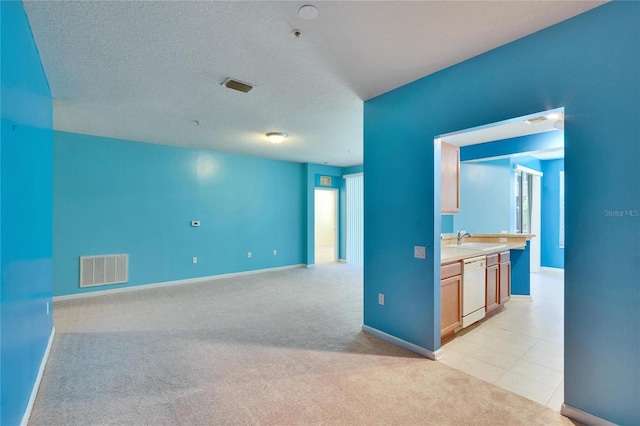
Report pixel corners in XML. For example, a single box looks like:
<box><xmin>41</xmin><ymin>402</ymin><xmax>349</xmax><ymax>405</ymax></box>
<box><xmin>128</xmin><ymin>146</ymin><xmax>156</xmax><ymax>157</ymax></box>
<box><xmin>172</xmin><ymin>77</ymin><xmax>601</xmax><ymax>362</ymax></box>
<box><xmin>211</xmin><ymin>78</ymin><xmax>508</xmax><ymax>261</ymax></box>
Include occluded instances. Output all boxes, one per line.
<box><xmin>445</xmin><ymin>243</ymin><xmax>507</xmax><ymax>251</ymax></box>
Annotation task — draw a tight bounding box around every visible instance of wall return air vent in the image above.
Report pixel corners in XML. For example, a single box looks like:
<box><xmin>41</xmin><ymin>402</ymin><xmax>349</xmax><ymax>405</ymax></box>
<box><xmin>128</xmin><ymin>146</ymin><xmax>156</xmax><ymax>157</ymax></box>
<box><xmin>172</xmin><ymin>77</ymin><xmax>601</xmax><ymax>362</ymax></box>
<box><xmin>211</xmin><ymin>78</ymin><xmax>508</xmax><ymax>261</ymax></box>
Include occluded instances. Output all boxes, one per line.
<box><xmin>80</xmin><ymin>254</ymin><xmax>128</xmax><ymax>288</ymax></box>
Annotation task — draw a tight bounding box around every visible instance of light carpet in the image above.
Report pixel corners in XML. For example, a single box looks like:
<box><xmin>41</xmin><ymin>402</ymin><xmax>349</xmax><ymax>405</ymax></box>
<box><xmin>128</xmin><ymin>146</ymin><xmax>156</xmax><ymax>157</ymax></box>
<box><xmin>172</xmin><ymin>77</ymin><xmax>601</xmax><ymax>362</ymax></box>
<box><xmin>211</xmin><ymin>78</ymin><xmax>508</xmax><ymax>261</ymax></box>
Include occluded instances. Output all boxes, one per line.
<box><xmin>30</xmin><ymin>264</ymin><xmax>576</xmax><ymax>425</ymax></box>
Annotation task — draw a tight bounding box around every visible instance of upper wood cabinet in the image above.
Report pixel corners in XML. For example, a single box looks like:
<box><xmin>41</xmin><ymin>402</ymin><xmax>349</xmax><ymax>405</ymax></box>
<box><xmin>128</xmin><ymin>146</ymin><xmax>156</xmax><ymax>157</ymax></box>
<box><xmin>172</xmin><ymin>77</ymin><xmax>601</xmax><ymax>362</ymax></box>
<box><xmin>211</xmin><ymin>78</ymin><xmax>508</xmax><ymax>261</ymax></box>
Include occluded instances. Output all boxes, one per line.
<box><xmin>441</xmin><ymin>141</ymin><xmax>460</xmax><ymax>213</ymax></box>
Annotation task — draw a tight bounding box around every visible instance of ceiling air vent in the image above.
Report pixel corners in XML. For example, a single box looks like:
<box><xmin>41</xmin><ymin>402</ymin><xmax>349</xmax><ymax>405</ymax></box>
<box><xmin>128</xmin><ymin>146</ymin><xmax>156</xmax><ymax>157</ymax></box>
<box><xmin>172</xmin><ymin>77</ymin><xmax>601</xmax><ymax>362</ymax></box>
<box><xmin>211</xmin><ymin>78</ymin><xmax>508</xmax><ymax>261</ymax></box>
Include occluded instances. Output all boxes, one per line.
<box><xmin>222</xmin><ymin>78</ymin><xmax>254</xmax><ymax>93</ymax></box>
<box><xmin>522</xmin><ymin>116</ymin><xmax>547</xmax><ymax>125</ymax></box>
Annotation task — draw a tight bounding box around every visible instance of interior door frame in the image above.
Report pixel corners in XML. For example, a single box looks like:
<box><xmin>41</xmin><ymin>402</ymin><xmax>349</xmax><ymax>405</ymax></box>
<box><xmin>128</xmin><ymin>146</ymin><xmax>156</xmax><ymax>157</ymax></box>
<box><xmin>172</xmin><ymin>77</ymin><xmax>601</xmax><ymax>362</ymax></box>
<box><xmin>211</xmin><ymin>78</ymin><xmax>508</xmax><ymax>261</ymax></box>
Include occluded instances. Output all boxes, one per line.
<box><xmin>314</xmin><ymin>188</ymin><xmax>339</xmax><ymax>263</ymax></box>
<box><xmin>530</xmin><ymin>174</ymin><xmax>542</xmax><ymax>273</ymax></box>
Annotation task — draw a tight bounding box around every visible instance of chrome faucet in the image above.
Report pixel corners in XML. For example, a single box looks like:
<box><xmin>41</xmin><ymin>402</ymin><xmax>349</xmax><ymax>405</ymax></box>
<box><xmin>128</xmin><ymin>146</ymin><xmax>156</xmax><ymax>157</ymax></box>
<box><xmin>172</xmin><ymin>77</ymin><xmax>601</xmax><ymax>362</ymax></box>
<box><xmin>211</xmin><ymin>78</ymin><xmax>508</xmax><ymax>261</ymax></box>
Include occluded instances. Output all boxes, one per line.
<box><xmin>457</xmin><ymin>229</ymin><xmax>471</xmax><ymax>245</ymax></box>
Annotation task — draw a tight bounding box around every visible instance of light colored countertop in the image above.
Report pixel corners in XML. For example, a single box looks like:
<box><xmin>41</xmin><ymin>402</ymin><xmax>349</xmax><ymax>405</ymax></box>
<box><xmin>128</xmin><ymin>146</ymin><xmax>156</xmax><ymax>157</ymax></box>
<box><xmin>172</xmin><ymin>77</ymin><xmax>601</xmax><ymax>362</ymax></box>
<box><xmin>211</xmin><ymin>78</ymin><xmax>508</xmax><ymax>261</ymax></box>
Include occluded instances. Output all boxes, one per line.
<box><xmin>440</xmin><ymin>234</ymin><xmax>533</xmax><ymax>264</ymax></box>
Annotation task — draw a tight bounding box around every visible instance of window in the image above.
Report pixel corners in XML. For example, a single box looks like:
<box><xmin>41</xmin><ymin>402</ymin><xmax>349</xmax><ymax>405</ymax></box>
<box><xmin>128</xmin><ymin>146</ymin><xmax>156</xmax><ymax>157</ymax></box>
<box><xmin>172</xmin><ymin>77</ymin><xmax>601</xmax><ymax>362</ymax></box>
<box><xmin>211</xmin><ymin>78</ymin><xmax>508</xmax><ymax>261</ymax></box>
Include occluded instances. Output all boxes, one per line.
<box><xmin>514</xmin><ymin>169</ymin><xmax>533</xmax><ymax>234</ymax></box>
<box><xmin>513</xmin><ymin>164</ymin><xmax>542</xmax><ymax>234</ymax></box>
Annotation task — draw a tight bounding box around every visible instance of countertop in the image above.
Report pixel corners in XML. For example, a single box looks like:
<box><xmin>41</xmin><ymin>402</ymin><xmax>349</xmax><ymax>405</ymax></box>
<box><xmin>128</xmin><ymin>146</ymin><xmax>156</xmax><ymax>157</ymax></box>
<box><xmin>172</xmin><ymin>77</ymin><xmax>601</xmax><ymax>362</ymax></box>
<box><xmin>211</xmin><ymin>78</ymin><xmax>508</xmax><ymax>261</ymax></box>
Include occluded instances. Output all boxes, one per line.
<box><xmin>441</xmin><ymin>243</ymin><xmax>525</xmax><ymax>264</ymax></box>
<box><xmin>440</xmin><ymin>234</ymin><xmax>532</xmax><ymax>264</ymax></box>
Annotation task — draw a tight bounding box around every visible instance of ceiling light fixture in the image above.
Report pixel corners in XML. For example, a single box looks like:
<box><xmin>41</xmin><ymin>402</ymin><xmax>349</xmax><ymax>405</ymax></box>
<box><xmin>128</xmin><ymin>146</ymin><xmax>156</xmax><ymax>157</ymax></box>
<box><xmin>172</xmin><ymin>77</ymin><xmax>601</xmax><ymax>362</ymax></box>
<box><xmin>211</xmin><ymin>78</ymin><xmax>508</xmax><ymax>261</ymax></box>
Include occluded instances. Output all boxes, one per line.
<box><xmin>546</xmin><ymin>113</ymin><xmax>563</xmax><ymax>120</ymax></box>
<box><xmin>266</xmin><ymin>132</ymin><xmax>287</xmax><ymax>144</ymax></box>
<box><xmin>298</xmin><ymin>5</ymin><xmax>319</xmax><ymax>20</ymax></box>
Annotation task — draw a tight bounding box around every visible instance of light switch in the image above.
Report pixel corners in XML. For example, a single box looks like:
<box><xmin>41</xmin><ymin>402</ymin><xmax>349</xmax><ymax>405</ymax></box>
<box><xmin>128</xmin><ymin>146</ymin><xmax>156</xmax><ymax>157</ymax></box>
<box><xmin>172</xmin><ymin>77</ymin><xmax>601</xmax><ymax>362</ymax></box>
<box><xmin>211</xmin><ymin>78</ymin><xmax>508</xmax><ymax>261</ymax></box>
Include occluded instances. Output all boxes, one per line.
<box><xmin>414</xmin><ymin>246</ymin><xmax>426</xmax><ymax>259</ymax></box>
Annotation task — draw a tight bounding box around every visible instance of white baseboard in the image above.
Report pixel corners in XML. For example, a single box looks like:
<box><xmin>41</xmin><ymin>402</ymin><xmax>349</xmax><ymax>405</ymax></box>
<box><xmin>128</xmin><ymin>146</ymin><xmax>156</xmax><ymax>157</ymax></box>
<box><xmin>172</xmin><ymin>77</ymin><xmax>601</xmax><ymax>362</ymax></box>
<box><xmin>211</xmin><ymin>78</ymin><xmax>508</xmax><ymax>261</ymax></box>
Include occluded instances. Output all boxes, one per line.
<box><xmin>510</xmin><ymin>295</ymin><xmax>533</xmax><ymax>302</ymax></box>
<box><xmin>362</xmin><ymin>325</ymin><xmax>444</xmax><ymax>360</ymax></box>
<box><xmin>561</xmin><ymin>403</ymin><xmax>616</xmax><ymax>426</ymax></box>
<box><xmin>21</xmin><ymin>327</ymin><xmax>55</xmax><ymax>426</ymax></box>
<box><xmin>54</xmin><ymin>264</ymin><xmax>305</xmax><ymax>301</ymax></box>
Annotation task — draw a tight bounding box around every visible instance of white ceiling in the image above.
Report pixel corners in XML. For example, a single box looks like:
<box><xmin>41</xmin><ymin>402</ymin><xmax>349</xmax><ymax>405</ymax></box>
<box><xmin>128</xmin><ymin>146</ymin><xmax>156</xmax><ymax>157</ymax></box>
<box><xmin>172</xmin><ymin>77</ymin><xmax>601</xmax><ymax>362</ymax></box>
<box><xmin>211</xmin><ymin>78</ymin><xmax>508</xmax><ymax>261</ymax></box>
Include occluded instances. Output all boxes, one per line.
<box><xmin>23</xmin><ymin>1</ymin><xmax>604</xmax><ymax>167</ymax></box>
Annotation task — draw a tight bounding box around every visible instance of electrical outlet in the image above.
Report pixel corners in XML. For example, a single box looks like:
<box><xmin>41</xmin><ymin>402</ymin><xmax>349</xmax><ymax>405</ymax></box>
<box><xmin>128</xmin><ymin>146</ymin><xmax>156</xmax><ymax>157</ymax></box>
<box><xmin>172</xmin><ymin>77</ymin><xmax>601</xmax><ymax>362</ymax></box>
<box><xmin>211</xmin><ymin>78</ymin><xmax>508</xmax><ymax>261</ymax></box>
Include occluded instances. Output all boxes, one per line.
<box><xmin>378</xmin><ymin>293</ymin><xmax>385</xmax><ymax>305</ymax></box>
<box><xmin>247</xmin><ymin>251</ymin><xmax>252</xmax><ymax>258</ymax></box>
<box><xmin>192</xmin><ymin>257</ymin><xmax>198</xmax><ymax>264</ymax></box>
<box><xmin>414</xmin><ymin>246</ymin><xmax>426</xmax><ymax>259</ymax></box>
<box><xmin>273</xmin><ymin>249</ymin><xmax>277</xmax><ymax>256</ymax></box>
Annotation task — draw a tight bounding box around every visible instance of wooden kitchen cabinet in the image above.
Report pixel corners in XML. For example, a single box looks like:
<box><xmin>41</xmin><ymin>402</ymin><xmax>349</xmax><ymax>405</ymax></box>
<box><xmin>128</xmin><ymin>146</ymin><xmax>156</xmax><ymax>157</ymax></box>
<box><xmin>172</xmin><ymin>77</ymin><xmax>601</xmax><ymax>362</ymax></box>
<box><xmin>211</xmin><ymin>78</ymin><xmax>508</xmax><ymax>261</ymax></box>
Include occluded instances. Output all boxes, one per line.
<box><xmin>441</xmin><ymin>141</ymin><xmax>460</xmax><ymax>213</ymax></box>
<box><xmin>499</xmin><ymin>251</ymin><xmax>511</xmax><ymax>305</ymax></box>
<box><xmin>441</xmin><ymin>261</ymin><xmax>462</xmax><ymax>341</ymax></box>
<box><xmin>485</xmin><ymin>254</ymin><xmax>500</xmax><ymax>314</ymax></box>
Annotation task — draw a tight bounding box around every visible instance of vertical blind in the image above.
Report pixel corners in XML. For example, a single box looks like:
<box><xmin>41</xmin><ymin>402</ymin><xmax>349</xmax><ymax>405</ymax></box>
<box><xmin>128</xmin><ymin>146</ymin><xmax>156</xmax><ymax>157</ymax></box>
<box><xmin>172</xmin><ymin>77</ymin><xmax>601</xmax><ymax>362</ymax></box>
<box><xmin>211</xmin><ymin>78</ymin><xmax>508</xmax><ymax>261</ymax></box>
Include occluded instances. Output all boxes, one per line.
<box><xmin>345</xmin><ymin>174</ymin><xmax>363</xmax><ymax>266</ymax></box>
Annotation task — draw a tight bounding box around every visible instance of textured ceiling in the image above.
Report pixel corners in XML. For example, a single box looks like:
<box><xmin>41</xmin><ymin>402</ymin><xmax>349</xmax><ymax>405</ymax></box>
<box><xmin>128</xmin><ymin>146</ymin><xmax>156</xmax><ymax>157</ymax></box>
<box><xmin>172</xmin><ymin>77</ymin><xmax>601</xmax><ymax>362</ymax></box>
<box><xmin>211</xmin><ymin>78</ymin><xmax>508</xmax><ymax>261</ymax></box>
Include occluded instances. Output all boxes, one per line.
<box><xmin>23</xmin><ymin>1</ymin><xmax>604</xmax><ymax>167</ymax></box>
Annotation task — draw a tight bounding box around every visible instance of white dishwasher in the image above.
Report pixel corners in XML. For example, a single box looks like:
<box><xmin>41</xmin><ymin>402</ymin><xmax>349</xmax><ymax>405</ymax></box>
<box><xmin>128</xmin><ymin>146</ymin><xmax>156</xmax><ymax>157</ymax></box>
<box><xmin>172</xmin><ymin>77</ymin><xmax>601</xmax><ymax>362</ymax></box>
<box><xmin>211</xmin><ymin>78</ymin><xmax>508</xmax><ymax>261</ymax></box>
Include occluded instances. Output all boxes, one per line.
<box><xmin>462</xmin><ymin>256</ymin><xmax>487</xmax><ymax>328</ymax></box>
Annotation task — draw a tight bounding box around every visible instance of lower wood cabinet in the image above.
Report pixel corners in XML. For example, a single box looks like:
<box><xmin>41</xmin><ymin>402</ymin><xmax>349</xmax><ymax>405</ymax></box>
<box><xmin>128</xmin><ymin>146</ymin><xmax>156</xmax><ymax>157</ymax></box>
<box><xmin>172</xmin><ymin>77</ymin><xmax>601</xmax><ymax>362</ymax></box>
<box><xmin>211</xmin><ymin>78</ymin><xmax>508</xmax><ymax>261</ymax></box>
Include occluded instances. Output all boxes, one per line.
<box><xmin>441</xmin><ymin>261</ymin><xmax>462</xmax><ymax>341</ymax></box>
<box><xmin>499</xmin><ymin>251</ymin><xmax>511</xmax><ymax>305</ymax></box>
<box><xmin>485</xmin><ymin>254</ymin><xmax>500</xmax><ymax>314</ymax></box>
<box><xmin>441</xmin><ymin>252</ymin><xmax>511</xmax><ymax>343</ymax></box>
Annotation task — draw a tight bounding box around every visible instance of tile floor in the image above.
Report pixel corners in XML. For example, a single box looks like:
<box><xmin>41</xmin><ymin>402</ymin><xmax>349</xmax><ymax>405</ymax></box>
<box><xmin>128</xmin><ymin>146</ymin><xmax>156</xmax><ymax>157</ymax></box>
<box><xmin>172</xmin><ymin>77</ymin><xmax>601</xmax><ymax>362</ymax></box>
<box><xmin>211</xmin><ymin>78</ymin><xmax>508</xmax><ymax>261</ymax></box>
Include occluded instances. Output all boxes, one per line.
<box><xmin>441</xmin><ymin>268</ymin><xmax>564</xmax><ymax>411</ymax></box>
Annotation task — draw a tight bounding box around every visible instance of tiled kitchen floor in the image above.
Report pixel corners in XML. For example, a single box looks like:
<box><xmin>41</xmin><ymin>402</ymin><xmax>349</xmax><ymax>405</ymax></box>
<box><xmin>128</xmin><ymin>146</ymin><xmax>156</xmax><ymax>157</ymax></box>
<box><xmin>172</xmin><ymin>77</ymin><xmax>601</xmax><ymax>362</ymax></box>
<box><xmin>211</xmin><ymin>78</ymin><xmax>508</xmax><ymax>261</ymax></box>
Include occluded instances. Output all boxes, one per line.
<box><xmin>441</xmin><ymin>268</ymin><xmax>564</xmax><ymax>411</ymax></box>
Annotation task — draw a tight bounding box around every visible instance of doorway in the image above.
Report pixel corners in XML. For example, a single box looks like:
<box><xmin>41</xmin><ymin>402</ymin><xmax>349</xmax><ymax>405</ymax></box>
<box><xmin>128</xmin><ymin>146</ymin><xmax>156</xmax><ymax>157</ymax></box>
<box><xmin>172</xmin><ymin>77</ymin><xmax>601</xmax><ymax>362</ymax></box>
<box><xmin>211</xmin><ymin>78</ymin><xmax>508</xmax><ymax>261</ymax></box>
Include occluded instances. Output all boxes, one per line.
<box><xmin>436</xmin><ymin>108</ymin><xmax>566</xmax><ymax>410</ymax></box>
<box><xmin>314</xmin><ymin>188</ymin><xmax>338</xmax><ymax>264</ymax></box>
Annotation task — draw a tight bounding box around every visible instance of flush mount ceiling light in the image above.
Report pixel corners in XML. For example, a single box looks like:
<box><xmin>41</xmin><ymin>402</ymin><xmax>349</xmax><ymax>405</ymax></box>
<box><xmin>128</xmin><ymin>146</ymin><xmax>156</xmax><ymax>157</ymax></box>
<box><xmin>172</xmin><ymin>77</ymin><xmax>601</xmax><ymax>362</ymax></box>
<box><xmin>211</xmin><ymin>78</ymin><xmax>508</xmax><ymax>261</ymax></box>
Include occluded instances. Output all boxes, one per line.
<box><xmin>299</xmin><ymin>5</ymin><xmax>319</xmax><ymax>20</ymax></box>
<box><xmin>221</xmin><ymin>77</ymin><xmax>255</xmax><ymax>93</ymax></box>
<box><xmin>266</xmin><ymin>132</ymin><xmax>287</xmax><ymax>144</ymax></box>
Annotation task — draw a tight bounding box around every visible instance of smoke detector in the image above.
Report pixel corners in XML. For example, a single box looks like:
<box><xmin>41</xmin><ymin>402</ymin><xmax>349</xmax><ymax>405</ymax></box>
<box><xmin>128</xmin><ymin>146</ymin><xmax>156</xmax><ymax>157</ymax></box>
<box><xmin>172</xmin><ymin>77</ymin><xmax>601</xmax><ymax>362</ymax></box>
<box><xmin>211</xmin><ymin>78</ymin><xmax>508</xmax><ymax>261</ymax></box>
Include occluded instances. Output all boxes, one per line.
<box><xmin>299</xmin><ymin>5</ymin><xmax>319</xmax><ymax>20</ymax></box>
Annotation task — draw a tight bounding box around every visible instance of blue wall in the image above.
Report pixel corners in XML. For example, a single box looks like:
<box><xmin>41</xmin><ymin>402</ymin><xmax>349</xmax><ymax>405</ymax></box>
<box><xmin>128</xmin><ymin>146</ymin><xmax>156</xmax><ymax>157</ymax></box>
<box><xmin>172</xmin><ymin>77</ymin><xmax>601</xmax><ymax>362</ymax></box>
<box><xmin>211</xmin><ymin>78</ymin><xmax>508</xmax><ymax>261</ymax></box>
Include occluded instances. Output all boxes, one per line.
<box><xmin>1</xmin><ymin>1</ymin><xmax>54</xmax><ymax>424</ymax></box>
<box><xmin>453</xmin><ymin>159</ymin><xmax>511</xmax><ymax>234</ymax></box>
<box><xmin>512</xmin><ymin>155</ymin><xmax>542</xmax><ymax>173</ymax></box>
<box><xmin>364</xmin><ymin>2</ymin><xmax>639</xmax><ymax>424</ymax></box>
<box><xmin>441</xmin><ymin>215</ymin><xmax>453</xmax><ymax>234</ymax></box>
<box><xmin>343</xmin><ymin>164</ymin><xmax>363</xmax><ymax>175</ymax></box>
<box><xmin>541</xmin><ymin>159</ymin><xmax>565</xmax><ymax>268</ymax></box>
<box><xmin>54</xmin><ymin>132</ymin><xmax>306</xmax><ymax>296</ymax></box>
<box><xmin>511</xmin><ymin>242</ymin><xmax>531</xmax><ymax>296</ymax></box>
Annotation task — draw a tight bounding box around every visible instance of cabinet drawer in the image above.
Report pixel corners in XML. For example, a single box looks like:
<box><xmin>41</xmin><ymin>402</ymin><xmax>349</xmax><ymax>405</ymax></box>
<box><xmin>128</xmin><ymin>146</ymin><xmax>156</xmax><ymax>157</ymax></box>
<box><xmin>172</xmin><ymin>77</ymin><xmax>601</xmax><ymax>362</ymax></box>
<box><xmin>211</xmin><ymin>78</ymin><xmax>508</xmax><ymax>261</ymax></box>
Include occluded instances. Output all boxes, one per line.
<box><xmin>499</xmin><ymin>251</ymin><xmax>510</xmax><ymax>263</ymax></box>
<box><xmin>441</xmin><ymin>261</ymin><xmax>462</xmax><ymax>280</ymax></box>
<box><xmin>486</xmin><ymin>253</ymin><xmax>499</xmax><ymax>267</ymax></box>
